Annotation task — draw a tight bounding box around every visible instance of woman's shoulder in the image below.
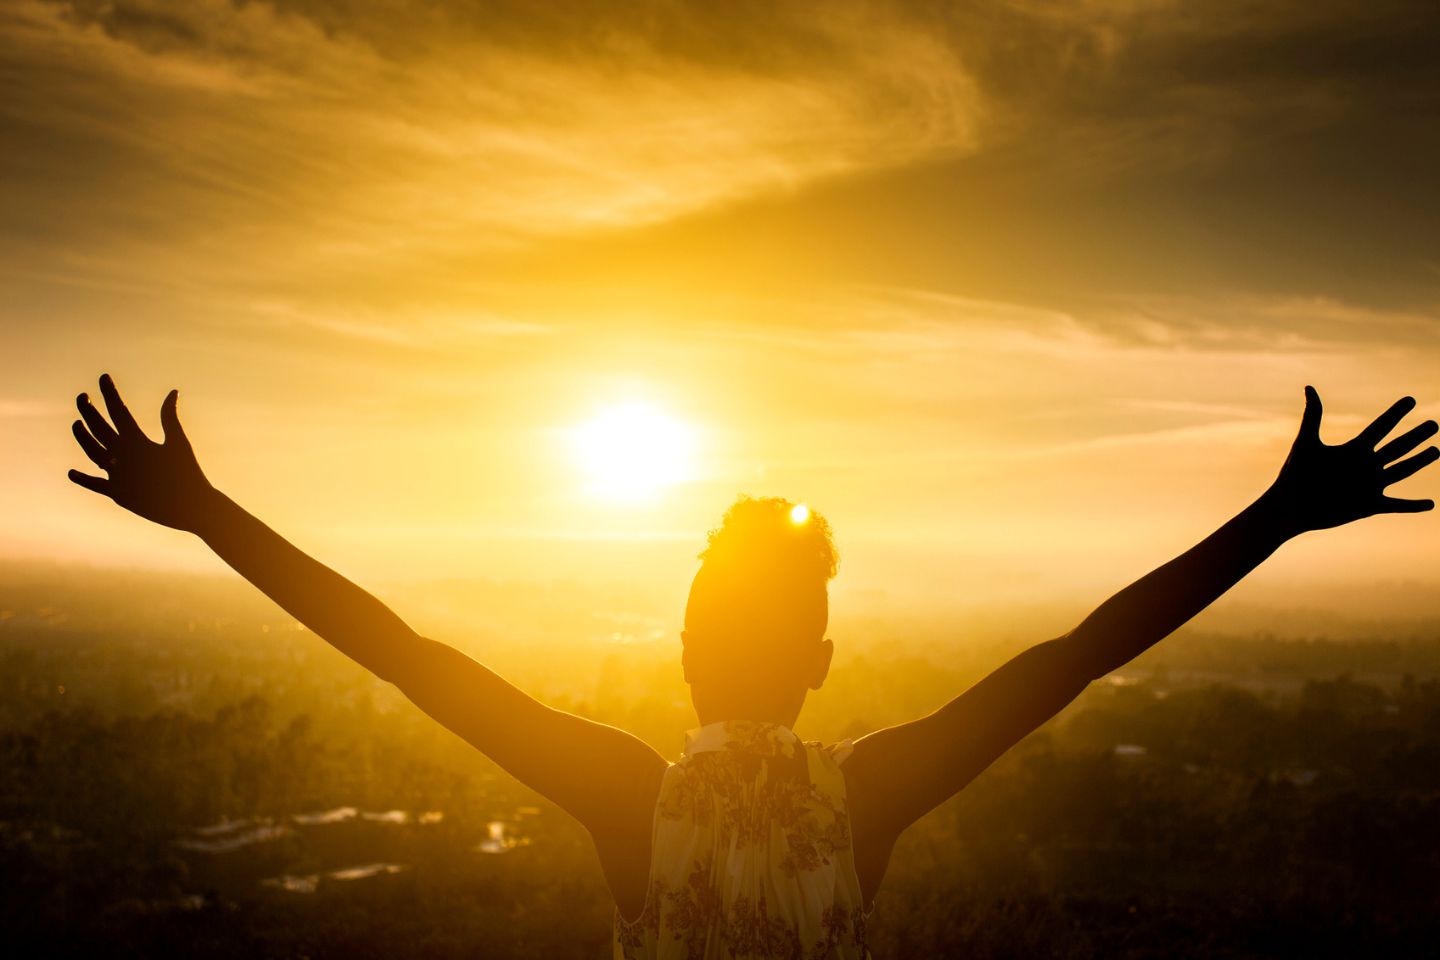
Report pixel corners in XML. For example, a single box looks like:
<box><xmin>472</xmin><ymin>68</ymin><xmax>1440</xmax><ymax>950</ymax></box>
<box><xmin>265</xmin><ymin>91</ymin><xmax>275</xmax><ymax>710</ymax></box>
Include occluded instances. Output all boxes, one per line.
<box><xmin>813</xmin><ymin>737</ymin><xmax>855</xmax><ymax>766</ymax></box>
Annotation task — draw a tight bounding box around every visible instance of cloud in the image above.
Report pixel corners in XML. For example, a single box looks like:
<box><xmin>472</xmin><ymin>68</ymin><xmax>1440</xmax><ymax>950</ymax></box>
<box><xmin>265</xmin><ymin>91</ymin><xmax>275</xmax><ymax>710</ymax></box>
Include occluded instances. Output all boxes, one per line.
<box><xmin>0</xmin><ymin>0</ymin><xmax>981</xmax><ymax>294</ymax></box>
<box><xmin>0</xmin><ymin>399</ymin><xmax>59</xmax><ymax>418</ymax></box>
<box><xmin>941</xmin><ymin>0</ymin><xmax>1440</xmax><ymax>177</ymax></box>
<box><xmin>3</xmin><ymin>0</ymin><xmax>1437</xmax><ymax>338</ymax></box>
<box><xmin>663</xmin><ymin>284</ymin><xmax>1439</xmax><ymax>470</ymax></box>
<box><xmin>727</xmin><ymin>284</ymin><xmax>1439</xmax><ymax>360</ymax></box>
<box><xmin>243</xmin><ymin>299</ymin><xmax>549</xmax><ymax>350</ymax></box>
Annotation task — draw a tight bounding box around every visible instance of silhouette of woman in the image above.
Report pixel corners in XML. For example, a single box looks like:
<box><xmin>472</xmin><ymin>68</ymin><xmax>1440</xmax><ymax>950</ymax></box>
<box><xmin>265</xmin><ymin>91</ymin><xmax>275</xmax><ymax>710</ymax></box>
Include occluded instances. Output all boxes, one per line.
<box><xmin>68</xmin><ymin>375</ymin><xmax>1437</xmax><ymax>959</ymax></box>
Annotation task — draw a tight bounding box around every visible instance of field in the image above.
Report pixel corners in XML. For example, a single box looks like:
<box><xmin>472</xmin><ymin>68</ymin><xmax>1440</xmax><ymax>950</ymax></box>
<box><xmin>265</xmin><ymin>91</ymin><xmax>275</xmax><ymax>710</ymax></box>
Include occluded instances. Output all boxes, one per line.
<box><xmin>3</xmin><ymin>565</ymin><xmax>1440</xmax><ymax>958</ymax></box>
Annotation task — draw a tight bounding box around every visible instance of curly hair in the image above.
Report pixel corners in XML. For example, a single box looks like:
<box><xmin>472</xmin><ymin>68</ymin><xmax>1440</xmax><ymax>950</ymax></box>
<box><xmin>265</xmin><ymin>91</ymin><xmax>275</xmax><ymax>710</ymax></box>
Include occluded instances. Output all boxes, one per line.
<box><xmin>698</xmin><ymin>495</ymin><xmax>838</xmax><ymax>582</ymax></box>
<box><xmin>685</xmin><ymin>495</ymin><xmax>836</xmax><ymax>667</ymax></box>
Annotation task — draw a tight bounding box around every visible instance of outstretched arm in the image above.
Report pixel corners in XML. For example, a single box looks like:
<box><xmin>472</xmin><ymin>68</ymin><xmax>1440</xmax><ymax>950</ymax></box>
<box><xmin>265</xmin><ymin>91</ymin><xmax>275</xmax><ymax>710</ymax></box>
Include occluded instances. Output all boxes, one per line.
<box><xmin>67</xmin><ymin>376</ymin><xmax>666</xmax><ymax>842</ymax></box>
<box><xmin>844</xmin><ymin>388</ymin><xmax>1437</xmax><ymax>859</ymax></box>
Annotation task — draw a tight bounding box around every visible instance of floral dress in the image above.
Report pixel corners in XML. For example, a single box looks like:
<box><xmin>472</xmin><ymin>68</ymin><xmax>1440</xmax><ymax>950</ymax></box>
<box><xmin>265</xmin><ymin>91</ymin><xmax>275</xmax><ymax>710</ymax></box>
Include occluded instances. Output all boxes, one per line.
<box><xmin>614</xmin><ymin>720</ymin><xmax>870</xmax><ymax>960</ymax></box>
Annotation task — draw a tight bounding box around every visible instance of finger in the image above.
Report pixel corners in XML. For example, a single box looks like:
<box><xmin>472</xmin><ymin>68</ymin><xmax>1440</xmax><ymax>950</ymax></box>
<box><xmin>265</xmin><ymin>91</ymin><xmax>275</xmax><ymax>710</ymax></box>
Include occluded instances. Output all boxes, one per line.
<box><xmin>67</xmin><ymin>469</ymin><xmax>112</xmax><ymax>497</ymax></box>
<box><xmin>76</xmin><ymin>392</ymin><xmax>117</xmax><ymax>447</ymax></box>
<box><xmin>98</xmin><ymin>372</ymin><xmax>144</xmax><ymax>438</ymax></box>
<box><xmin>160</xmin><ymin>389</ymin><xmax>191</xmax><ymax>450</ymax></box>
<box><xmin>1356</xmin><ymin>395</ymin><xmax>1417</xmax><ymax>448</ymax></box>
<box><xmin>71</xmin><ymin>420</ymin><xmax>109</xmax><ymax>469</ymax></box>
<box><xmin>1297</xmin><ymin>385</ymin><xmax>1323</xmax><ymax>443</ymax></box>
<box><xmin>1381</xmin><ymin>446</ymin><xmax>1439</xmax><ymax>485</ymax></box>
<box><xmin>1377</xmin><ymin>419</ymin><xmax>1439</xmax><ymax>464</ymax></box>
<box><xmin>1378</xmin><ymin>496</ymin><xmax>1435</xmax><ymax>514</ymax></box>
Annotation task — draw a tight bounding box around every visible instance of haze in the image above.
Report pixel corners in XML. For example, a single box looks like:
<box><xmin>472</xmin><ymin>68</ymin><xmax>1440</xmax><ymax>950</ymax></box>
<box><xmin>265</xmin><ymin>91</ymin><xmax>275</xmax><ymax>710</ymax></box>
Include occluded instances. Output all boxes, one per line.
<box><xmin>4</xmin><ymin>1</ymin><xmax>1439</xmax><ymax>617</ymax></box>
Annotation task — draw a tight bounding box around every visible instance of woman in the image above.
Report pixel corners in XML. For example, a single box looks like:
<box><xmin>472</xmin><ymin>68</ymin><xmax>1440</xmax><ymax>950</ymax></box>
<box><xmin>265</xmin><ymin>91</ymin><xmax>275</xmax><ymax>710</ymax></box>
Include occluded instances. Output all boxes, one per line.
<box><xmin>67</xmin><ymin>374</ymin><xmax>1436</xmax><ymax>959</ymax></box>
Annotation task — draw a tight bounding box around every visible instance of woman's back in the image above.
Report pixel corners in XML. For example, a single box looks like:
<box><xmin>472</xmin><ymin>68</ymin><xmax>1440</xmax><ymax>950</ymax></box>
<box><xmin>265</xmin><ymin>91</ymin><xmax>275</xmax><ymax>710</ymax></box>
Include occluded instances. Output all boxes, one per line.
<box><xmin>615</xmin><ymin>720</ymin><xmax>869</xmax><ymax>960</ymax></box>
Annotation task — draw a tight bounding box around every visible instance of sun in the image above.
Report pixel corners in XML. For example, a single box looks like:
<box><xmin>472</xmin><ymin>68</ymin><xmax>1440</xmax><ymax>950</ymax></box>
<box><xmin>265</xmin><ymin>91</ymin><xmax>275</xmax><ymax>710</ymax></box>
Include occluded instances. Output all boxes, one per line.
<box><xmin>569</xmin><ymin>402</ymin><xmax>698</xmax><ymax>503</ymax></box>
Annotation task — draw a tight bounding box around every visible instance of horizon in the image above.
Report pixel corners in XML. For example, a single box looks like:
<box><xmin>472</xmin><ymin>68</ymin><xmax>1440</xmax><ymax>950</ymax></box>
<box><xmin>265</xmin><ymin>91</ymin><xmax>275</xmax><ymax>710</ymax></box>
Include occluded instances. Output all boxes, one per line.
<box><xmin>9</xmin><ymin>556</ymin><xmax>1440</xmax><ymax>645</ymax></box>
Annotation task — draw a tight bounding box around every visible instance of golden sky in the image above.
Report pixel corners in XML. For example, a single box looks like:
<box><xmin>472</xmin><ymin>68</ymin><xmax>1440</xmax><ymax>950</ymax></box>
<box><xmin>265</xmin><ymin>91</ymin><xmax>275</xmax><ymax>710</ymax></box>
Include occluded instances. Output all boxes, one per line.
<box><xmin>4</xmin><ymin>0</ymin><xmax>1440</xmax><ymax>612</ymax></box>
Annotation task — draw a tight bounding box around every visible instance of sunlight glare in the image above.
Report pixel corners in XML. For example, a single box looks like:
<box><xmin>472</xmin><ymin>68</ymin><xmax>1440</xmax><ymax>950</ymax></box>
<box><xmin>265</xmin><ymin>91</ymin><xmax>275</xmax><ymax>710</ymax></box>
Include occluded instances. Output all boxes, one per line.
<box><xmin>790</xmin><ymin>503</ymin><xmax>810</xmax><ymax>524</ymax></box>
<box><xmin>570</xmin><ymin>402</ymin><xmax>698</xmax><ymax>503</ymax></box>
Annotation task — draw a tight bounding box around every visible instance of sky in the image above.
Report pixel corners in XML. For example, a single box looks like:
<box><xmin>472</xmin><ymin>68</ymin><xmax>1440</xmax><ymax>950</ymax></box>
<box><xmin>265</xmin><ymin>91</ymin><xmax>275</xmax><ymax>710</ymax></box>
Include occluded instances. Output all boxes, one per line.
<box><xmin>4</xmin><ymin>0</ymin><xmax>1440</xmax><ymax>616</ymax></box>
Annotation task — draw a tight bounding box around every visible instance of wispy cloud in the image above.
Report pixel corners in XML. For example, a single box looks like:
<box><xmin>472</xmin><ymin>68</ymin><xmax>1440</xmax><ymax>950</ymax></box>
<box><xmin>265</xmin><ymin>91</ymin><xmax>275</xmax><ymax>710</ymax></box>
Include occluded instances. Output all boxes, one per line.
<box><xmin>0</xmin><ymin>399</ymin><xmax>59</xmax><ymax>419</ymax></box>
<box><xmin>1</xmin><ymin>0</ymin><xmax>980</xmax><ymax>294</ymax></box>
<box><xmin>6</xmin><ymin>0</ymin><xmax>1438</xmax><ymax>320</ymax></box>
<box><xmin>244</xmin><ymin>300</ymin><xmax>549</xmax><ymax>350</ymax></box>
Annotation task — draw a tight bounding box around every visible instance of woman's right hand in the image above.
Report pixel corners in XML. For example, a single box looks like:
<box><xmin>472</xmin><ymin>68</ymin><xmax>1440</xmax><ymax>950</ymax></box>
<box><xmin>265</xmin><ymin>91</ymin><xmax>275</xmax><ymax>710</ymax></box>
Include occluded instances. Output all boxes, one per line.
<box><xmin>69</xmin><ymin>373</ymin><xmax>217</xmax><ymax>532</ymax></box>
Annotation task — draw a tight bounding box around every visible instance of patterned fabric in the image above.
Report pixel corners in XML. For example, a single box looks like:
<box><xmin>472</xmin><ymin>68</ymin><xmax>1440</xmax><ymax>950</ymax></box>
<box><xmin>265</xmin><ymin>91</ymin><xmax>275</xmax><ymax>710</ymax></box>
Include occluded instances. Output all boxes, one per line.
<box><xmin>614</xmin><ymin>720</ymin><xmax>870</xmax><ymax>960</ymax></box>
